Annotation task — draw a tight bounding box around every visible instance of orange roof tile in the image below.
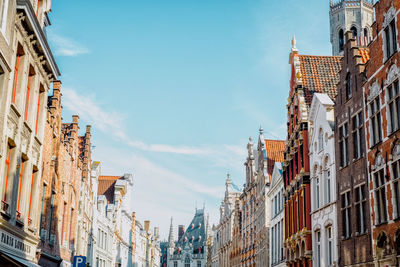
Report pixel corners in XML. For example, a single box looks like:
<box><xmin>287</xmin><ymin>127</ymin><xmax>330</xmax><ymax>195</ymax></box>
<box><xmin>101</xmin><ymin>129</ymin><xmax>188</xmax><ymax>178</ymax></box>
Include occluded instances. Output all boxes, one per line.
<box><xmin>98</xmin><ymin>176</ymin><xmax>122</xmax><ymax>203</ymax></box>
<box><xmin>298</xmin><ymin>55</ymin><xmax>342</xmax><ymax>105</ymax></box>
<box><xmin>358</xmin><ymin>47</ymin><xmax>370</xmax><ymax>64</ymax></box>
<box><xmin>265</xmin><ymin>139</ymin><xmax>285</xmax><ymax>182</ymax></box>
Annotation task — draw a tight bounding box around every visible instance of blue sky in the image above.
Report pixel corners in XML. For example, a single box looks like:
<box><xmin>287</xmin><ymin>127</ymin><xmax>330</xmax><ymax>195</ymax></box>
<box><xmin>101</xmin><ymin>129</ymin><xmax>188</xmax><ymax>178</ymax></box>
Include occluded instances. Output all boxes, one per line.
<box><xmin>48</xmin><ymin>0</ymin><xmax>332</xmax><ymax>239</ymax></box>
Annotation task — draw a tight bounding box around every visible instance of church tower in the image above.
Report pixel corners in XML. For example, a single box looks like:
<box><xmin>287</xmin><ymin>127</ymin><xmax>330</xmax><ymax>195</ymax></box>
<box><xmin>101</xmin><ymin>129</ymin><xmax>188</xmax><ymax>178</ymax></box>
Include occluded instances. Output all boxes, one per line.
<box><xmin>329</xmin><ymin>0</ymin><xmax>374</xmax><ymax>55</ymax></box>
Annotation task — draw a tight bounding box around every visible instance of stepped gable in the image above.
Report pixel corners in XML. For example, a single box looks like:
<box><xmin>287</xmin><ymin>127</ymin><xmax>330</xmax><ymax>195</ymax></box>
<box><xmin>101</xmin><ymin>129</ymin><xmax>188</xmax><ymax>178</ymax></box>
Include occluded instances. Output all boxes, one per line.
<box><xmin>176</xmin><ymin>208</ymin><xmax>206</xmax><ymax>254</ymax></box>
<box><xmin>264</xmin><ymin>140</ymin><xmax>285</xmax><ymax>182</ymax></box>
<box><xmin>98</xmin><ymin>176</ymin><xmax>122</xmax><ymax>204</ymax></box>
<box><xmin>298</xmin><ymin>55</ymin><xmax>342</xmax><ymax>105</ymax></box>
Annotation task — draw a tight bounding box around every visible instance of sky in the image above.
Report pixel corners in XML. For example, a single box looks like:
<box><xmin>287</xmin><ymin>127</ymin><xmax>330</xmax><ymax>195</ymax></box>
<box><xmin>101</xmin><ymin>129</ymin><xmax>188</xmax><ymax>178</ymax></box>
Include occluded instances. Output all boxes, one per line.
<box><xmin>48</xmin><ymin>0</ymin><xmax>332</xmax><ymax>240</ymax></box>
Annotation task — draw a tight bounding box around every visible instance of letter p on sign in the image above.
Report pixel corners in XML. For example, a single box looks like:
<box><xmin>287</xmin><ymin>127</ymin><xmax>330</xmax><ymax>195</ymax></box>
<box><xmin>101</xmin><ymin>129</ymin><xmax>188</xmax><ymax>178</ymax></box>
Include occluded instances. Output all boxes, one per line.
<box><xmin>73</xmin><ymin>256</ymin><xmax>86</xmax><ymax>267</ymax></box>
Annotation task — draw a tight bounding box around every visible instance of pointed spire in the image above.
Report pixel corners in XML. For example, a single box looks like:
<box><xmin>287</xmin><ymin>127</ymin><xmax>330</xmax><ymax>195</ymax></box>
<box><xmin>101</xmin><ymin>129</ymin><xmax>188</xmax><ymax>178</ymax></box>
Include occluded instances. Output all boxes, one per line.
<box><xmin>226</xmin><ymin>173</ymin><xmax>232</xmax><ymax>193</ymax></box>
<box><xmin>330</xmin><ymin>0</ymin><xmax>333</xmax><ymax>6</ymax></box>
<box><xmin>259</xmin><ymin>126</ymin><xmax>264</xmax><ymax>135</ymax></box>
<box><xmin>168</xmin><ymin>217</ymin><xmax>175</xmax><ymax>248</ymax></box>
<box><xmin>291</xmin><ymin>35</ymin><xmax>297</xmax><ymax>50</ymax></box>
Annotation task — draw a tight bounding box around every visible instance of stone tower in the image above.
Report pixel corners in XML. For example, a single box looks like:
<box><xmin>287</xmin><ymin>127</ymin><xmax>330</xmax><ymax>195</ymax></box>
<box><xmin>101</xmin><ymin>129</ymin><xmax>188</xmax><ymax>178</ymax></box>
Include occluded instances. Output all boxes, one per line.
<box><xmin>329</xmin><ymin>0</ymin><xmax>374</xmax><ymax>55</ymax></box>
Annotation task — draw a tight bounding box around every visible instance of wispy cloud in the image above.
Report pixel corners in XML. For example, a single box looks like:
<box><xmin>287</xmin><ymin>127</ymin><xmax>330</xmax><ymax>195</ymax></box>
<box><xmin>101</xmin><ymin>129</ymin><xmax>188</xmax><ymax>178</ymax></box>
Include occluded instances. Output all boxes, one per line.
<box><xmin>48</xmin><ymin>31</ymin><xmax>90</xmax><ymax>57</ymax></box>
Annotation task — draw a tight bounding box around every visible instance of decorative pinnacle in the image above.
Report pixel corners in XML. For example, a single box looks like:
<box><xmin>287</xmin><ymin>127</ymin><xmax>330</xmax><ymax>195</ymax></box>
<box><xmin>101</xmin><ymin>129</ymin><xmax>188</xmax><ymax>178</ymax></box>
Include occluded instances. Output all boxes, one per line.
<box><xmin>259</xmin><ymin>126</ymin><xmax>264</xmax><ymax>135</ymax></box>
<box><xmin>291</xmin><ymin>35</ymin><xmax>297</xmax><ymax>49</ymax></box>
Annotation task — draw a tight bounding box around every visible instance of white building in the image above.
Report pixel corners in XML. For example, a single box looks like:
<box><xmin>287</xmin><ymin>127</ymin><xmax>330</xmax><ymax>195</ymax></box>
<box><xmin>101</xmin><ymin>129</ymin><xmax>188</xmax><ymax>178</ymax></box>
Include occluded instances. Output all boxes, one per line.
<box><xmin>267</xmin><ymin>163</ymin><xmax>285</xmax><ymax>267</ymax></box>
<box><xmin>309</xmin><ymin>93</ymin><xmax>338</xmax><ymax>267</ymax></box>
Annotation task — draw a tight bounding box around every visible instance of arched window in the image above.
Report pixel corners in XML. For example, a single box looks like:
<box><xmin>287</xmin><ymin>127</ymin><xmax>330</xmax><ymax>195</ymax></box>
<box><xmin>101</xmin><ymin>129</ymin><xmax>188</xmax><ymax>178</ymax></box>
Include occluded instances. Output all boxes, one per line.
<box><xmin>324</xmin><ymin>158</ymin><xmax>331</xmax><ymax>204</ymax></box>
<box><xmin>351</xmin><ymin>26</ymin><xmax>358</xmax><ymax>39</ymax></box>
<box><xmin>364</xmin><ymin>28</ymin><xmax>369</xmax><ymax>40</ymax></box>
<box><xmin>339</xmin><ymin>29</ymin><xmax>344</xmax><ymax>52</ymax></box>
<box><xmin>346</xmin><ymin>73</ymin><xmax>352</xmax><ymax>99</ymax></box>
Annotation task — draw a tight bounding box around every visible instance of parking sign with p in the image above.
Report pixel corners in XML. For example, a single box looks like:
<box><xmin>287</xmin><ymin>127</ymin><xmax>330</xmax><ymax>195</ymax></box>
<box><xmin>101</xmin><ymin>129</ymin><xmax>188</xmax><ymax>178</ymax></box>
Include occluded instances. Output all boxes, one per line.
<box><xmin>73</xmin><ymin>256</ymin><xmax>86</xmax><ymax>267</ymax></box>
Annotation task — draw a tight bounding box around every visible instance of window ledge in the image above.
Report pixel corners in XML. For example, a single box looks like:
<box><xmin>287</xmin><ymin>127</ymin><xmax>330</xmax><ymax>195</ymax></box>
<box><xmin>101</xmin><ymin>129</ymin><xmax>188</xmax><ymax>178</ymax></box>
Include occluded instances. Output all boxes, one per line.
<box><xmin>375</xmin><ymin>221</ymin><xmax>388</xmax><ymax>227</ymax></box>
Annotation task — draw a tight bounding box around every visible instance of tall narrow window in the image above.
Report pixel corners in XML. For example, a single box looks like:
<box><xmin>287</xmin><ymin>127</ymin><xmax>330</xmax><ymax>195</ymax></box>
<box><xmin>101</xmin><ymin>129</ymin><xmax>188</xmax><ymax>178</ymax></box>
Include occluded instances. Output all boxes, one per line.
<box><xmin>35</xmin><ymin>85</ymin><xmax>44</xmax><ymax>135</ymax></box>
<box><xmin>16</xmin><ymin>157</ymin><xmax>26</xmax><ymax>222</ymax></box>
<box><xmin>316</xmin><ymin>231</ymin><xmax>321</xmax><ymax>267</ymax></box>
<box><xmin>2</xmin><ymin>144</ymin><xmax>12</xmax><ymax>214</ymax></box>
<box><xmin>24</xmin><ymin>67</ymin><xmax>35</xmax><ymax>121</ymax></box>
<box><xmin>351</xmin><ymin>26</ymin><xmax>358</xmax><ymax>39</ymax></box>
<box><xmin>318</xmin><ymin>128</ymin><xmax>323</xmax><ymax>151</ymax></box>
<box><xmin>326</xmin><ymin>226</ymin><xmax>333</xmax><ymax>266</ymax></box>
<box><xmin>48</xmin><ymin>191</ymin><xmax>55</xmax><ymax>241</ymax></box>
<box><xmin>69</xmin><ymin>208</ymin><xmax>74</xmax><ymax>249</ymax></box>
<box><xmin>393</xmin><ymin>159</ymin><xmax>400</xmax><ymax>219</ymax></box>
<box><xmin>388</xmin><ymin>80</ymin><xmax>400</xmax><ymax>133</ymax></box>
<box><xmin>346</xmin><ymin>73</ymin><xmax>352</xmax><ymax>100</ymax></box>
<box><xmin>61</xmin><ymin>202</ymin><xmax>66</xmax><ymax>245</ymax></box>
<box><xmin>339</xmin><ymin>123</ymin><xmax>349</xmax><ymax>167</ymax></box>
<box><xmin>27</xmin><ymin>168</ymin><xmax>37</xmax><ymax>226</ymax></box>
<box><xmin>384</xmin><ymin>19</ymin><xmax>398</xmax><ymax>59</ymax></box>
<box><xmin>355</xmin><ymin>185</ymin><xmax>367</xmax><ymax>233</ymax></box>
<box><xmin>315</xmin><ymin>177</ymin><xmax>320</xmax><ymax>209</ymax></box>
<box><xmin>374</xmin><ymin>169</ymin><xmax>387</xmax><ymax>224</ymax></box>
<box><xmin>11</xmin><ymin>46</ymin><xmax>24</xmax><ymax>104</ymax></box>
<box><xmin>341</xmin><ymin>192</ymin><xmax>351</xmax><ymax>238</ymax></box>
<box><xmin>339</xmin><ymin>29</ymin><xmax>344</xmax><ymax>52</ymax></box>
<box><xmin>370</xmin><ymin>97</ymin><xmax>382</xmax><ymax>146</ymax></box>
<box><xmin>353</xmin><ymin>113</ymin><xmax>364</xmax><ymax>159</ymax></box>
<box><xmin>325</xmin><ymin>168</ymin><xmax>331</xmax><ymax>204</ymax></box>
<box><xmin>39</xmin><ymin>183</ymin><xmax>46</xmax><ymax>232</ymax></box>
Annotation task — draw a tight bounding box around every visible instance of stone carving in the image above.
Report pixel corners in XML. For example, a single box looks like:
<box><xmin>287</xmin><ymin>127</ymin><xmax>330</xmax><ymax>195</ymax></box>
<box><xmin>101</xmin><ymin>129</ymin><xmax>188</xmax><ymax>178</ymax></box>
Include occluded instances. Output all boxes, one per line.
<box><xmin>393</xmin><ymin>143</ymin><xmax>400</xmax><ymax>158</ymax></box>
<box><xmin>368</xmin><ymin>81</ymin><xmax>380</xmax><ymax>101</ymax></box>
<box><xmin>374</xmin><ymin>154</ymin><xmax>385</xmax><ymax>169</ymax></box>
<box><xmin>385</xmin><ymin>64</ymin><xmax>400</xmax><ymax>86</ymax></box>
<box><xmin>383</xmin><ymin>5</ymin><xmax>396</xmax><ymax>28</ymax></box>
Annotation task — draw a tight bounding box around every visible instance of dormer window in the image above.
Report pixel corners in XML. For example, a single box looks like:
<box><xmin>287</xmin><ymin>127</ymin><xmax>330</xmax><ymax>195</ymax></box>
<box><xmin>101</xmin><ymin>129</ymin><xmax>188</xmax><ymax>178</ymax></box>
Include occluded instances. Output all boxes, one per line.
<box><xmin>384</xmin><ymin>18</ymin><xmax>397</xmax><ymax>60</ymax></box>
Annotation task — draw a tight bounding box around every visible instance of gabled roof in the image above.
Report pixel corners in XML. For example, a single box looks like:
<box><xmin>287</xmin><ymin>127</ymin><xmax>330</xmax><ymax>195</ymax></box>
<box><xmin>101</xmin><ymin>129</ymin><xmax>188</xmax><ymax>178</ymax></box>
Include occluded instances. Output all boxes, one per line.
<box><xmin>98</xmin><ymin>176</ymin><xmax>122</xmax><ymax>204</ymax></box>
<box><xmin>298</xmin><ymin>55</ymin><xmax>341</xmax><ymax>105</ymax></box>
<box><xmin>175</xmin><ymin>209</ymin><xmax>206</xmax><ymax>254</ymax></box>
<box><xmin>265</xmin><ymin>140</ymin><xmax>285</xmax><ymax>182</ymax></box>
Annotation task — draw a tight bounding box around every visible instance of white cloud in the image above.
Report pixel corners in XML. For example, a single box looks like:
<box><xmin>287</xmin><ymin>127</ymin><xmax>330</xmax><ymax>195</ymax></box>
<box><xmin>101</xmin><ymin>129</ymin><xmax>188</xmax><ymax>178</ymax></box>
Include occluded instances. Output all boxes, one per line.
<box><xmin>48</xmin><ymin>31</ymin><xmax>90</xmax><ymax>57</ymax></box>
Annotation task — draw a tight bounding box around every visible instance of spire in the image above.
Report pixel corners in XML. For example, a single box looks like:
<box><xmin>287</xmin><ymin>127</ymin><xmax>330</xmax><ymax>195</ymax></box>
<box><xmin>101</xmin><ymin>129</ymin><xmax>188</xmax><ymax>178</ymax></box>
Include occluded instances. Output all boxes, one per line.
<box><xmin>330</xmin><ymin>0</ymin><xmax>333</xmax><ymax>6</ymax></box>
<box><xmin>291</xmin><ymin>35</ymin><xmax>297</xmax><ymax>51</ymax></box>
<box><xmin>225</xmin><ymin>173</ymin><xmax>232</xmax><ymax>195</ymax></box>
<box><xmin>168</xmin><ymin>217</ymin><xmax>175</xmax><ymax>248</ymax></box>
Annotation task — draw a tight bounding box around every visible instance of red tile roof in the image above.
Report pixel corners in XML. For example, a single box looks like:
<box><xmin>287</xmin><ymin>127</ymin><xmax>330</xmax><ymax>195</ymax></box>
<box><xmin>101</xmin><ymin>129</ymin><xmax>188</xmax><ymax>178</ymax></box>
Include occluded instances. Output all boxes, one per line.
<box><xmin>98</xmin><ymin>176</ymin><xmax>122</xmax><ymax>203</ymax></box>
<box><xmin>265</xmin><ymin>140</ymin><xmax>285</xmax><ymax>182</ymax></box>
<box><xmin>298</xmin><ymin>55</ymin><xmax>342</xmax><ymax>105</ymax></box>
<box><xmin>358</xmin><ymin>47</ymin><xmax>370</xmax><ymax>64</ymax></box>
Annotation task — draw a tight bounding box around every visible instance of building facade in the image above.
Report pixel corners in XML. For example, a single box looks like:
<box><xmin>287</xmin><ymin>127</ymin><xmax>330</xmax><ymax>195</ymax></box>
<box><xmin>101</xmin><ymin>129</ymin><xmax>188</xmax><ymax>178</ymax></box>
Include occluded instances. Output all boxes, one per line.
<box><xmin>309</xmin><ymin>93</ymin><xmax>338</xmax><ymax>267</ymax></box>
<box><xmin>283</xmin><ymin>37</ymin><xmax>341</xmax><ymax>267</ymax></box>
<box><xmin>363</xmin><ymin>0</ymin><xmax>400</xmax><ymax>266</ymax></box>
<box><xmin>268</xmin><ymin>163</ymin><xmax>285</xmax><ymax>267</ymax></box>
<box><xmin>329</xmin><ymin>0</ymin><xmax>374</xmax><ymax>56</ymax></box>
<box><xmin>166</xmin><ymin>208</ymin><xmax>208</xmax><ymax>267</ymax></box>
<box><xmin>0</xmin><ymin>0</ymin><xmax>60</xmax><ymax>265</ymax></box>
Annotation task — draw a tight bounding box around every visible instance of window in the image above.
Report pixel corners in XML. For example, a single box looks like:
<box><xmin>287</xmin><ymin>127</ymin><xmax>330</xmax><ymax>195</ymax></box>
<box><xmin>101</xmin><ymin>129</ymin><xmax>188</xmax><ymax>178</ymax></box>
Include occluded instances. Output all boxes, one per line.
<box><xmin>16</xmin><ymin>157</ymin><xmax>26</xmax><ymax>222</ymax></box>
<box><xmin>352</xmin><ymin>113</ymin><xmax>364</xmax><ymax>159</ymax></box>
<box><xmin>339</xmin><ymin>29</ymin><xmax>344</xmax><ymax>52</ymax></box>
<box><xmin>27</xmin><ymin>169</ymin><xmax>37</xmax><ymax>226</ymax></box>
<box><xmin>355</xmin><ymin>185</ymin><xmax>367</xmax><ymax>234</ymax></box>
<box><xmin>315</xmin><ymin>177</ymin><xmax>320</xmax><ymax>209</ymax></box>
<box><xmin>318</xmin><ymin>128</ymin><xmax>323</xmax><ymax>151</ymax></box>
<box><xmin>39</xmin><ymin>184</ymin><xmax>46</xmax><ymax>231</ymax></box>
<box><xmin>185</xmin><ymin>257</ymin><xmax>190</xmax><ymax>267</ymax></box>
<box><xmin>197</xmin><ymin>261</ymin><xmax>201</xmax><ymax>267</ymax></box>
<box><xmin>370</xmin><ymin>97</ymin><xmax>382</xmax><ymax>146</ymax></box>
<box><xmin>35</xmin><ymin>85</ymin><xmax>44</xmax><ymax>135</ymax></box>
<box><xmin>392</xmin><ymin>159</ymin><xmax>400</xmax><ymax>219</ymax></box>
<box><xmin>374</xmin><ymin>169</ymin><xmax>387</xmax><ymax>224</ymax></box>
<box><xmin>24</xmin><ymin>67</ymin><xmax>35</xmax><ymax>121</ymax></box>
<box><xmin>316</xmin><ymin>231</ymin><xmax>321</xmax><ymax>267</ymax></box>
<box><xmin>69</xmin><ymin>208</ymin><xmax>74</xmax><ymax>249</ymax></box>
<box><xmin>364</xmin><ymin>28</ymin><xmax>369</xmax><ymax>40</ymax></box>
<box><xmin>0</xmin><ymin>0</ymin><xmax>9</xmax><ymax>33</ymax></box>
<box><xmin>48</xmin><ymin>191</ymin><xmax>55</xmax><ymax>240</ymax></box>
<box><xmin>388</xmin><ymin>80</ymin><xmax>400</xmax><ymax>133</ymax></box>
<box><xmin>326</xmin><ymin>227</ymin><xmax>333</xmax><ymax>266</ymax></box>
<box><xmin>324</xmin><ymin>168</ymin><xmax>331</xmax><ymax>204</ymax></box>
<box><xmin>346</xmin><ymin>73</ymin><xmax>352</xmax><ymax>100</ymax></box>
<box><xmin>341</xmin><ymin>192</ymin><xmax>351</xmax><ymax>238</ymax></box>
<box><xmin>384</xmin><ymin>19</ymin><xmax>397</xmax><ymax>59</ymax></box>
<box><xmin>174</xmin><ymin>262</ymin><xmax>177</xmax><ymax>267</ymax></box>
<box><xmin>11</xmin><ymin>45</ymin><xmax>24</xmax><ymax>104</ymax></box>
<box><xmin>2</xmin><ymin>143</ymin><xmax>13</xmax><ymax>213</ymax></box>
<box><xmin>351</xmin><ymin>26</ymin><xmax>358</xmax><ymax>38</ymax></box>
<box><xmin>339</xmin><ymin>123</ymin><xmax>349</xmax><ymax>167</ymax></box>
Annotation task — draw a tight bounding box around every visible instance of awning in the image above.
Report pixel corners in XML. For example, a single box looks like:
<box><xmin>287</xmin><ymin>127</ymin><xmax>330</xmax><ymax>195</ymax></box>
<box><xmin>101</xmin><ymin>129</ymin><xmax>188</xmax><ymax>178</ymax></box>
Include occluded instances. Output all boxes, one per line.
<box><xmin>0</xmin><ymin>251</ymin><xmax>40</xmax><ymax>267</ymax></box>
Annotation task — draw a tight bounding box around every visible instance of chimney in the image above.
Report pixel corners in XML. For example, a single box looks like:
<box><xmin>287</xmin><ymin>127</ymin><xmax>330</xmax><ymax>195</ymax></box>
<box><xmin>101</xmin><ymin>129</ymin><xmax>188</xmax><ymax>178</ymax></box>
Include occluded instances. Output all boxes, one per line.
<box><xmin>144</xmin><ymin>220</ymin><xmax>150</xmax><ymax>232</ymax></box>
<box><xmin>178</xmin><ymin>225</ymin><xmax>185</xmax><ymax>241</ymax></box>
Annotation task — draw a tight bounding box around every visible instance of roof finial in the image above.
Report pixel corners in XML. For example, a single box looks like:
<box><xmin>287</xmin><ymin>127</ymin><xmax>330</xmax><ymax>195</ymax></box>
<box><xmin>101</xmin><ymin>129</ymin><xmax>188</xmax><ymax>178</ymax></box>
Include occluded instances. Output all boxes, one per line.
<box><xmin>291</xmin><ymin>35</ymin><xmax>297</xmax><ymax>50</ymax></box>
<box><xmin>330</xmin><ymin>0</ymin><xmax>333</xmax><ymax>7</ymax></box>
<box><xmin>168</xmin><ymin>217</ymin><xmax>175</xmax><ymax>247</ymax></box>
<box><xmin>259</xmin><ymin>126</ymin><xmax>264</xmax><ymax>135</ymax></box>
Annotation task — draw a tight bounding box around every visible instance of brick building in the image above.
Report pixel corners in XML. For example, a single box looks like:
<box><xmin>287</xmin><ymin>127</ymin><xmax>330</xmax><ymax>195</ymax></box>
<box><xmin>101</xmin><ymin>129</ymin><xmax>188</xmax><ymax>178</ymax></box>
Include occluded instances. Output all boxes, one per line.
<box><xmin>0</xmin><ymin>0</ymin><xmax>60</xmax><ymax>265</ymax></box>
<box><xmin>333</xmin><ymin>31</ymin><xmax>373</xmax><ymax>267</ymax></box>
<box><xmin>363</xmin><ymin>0</ymin><xmax>400</xmax><ymax>265</ymax></box>
<box><xmin>38</xmin><ymin>81</ymin><xmax>92</xmax><ymax>266</ymax></box>
<box><xmin>283</xmin><ymin>37</ymin><xmax>340</xmax><ymax>267</ymax></box>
